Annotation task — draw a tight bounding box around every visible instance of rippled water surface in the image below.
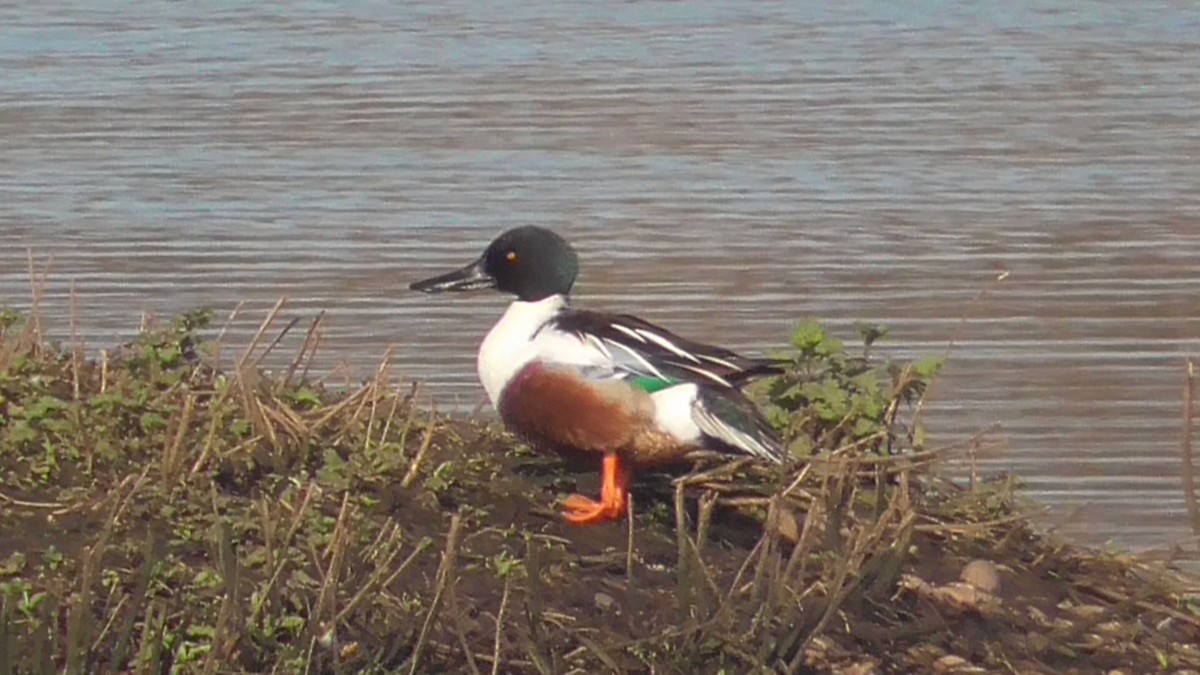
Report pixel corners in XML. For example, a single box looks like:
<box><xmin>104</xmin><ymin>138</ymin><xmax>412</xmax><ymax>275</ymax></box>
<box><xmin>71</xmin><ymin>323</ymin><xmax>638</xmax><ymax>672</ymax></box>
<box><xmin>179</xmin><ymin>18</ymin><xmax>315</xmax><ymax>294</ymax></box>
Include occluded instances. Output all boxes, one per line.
<box><xmin>2</xmin><ymin>1</ymin><xmax>1199</xmax><ymax>552</ymax></box>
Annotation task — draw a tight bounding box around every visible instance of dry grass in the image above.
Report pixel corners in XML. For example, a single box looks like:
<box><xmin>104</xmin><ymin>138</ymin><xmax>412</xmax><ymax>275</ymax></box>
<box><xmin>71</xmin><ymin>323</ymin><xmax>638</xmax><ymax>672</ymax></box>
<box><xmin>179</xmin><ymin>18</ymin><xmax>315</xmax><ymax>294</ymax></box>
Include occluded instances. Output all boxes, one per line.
<box><xmin>0</xmin><ymin>295</ymin><xmax>1198</xmax><ymax>674</ymax></box>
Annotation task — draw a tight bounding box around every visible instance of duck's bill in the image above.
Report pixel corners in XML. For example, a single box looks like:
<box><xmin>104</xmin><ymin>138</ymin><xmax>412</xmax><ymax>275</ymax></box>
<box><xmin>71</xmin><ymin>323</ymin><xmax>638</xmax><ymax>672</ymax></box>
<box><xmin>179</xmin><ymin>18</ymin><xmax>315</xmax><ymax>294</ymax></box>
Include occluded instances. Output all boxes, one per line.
<box><xmin>409</xmin><ymin>258</ymin><xmax>497</xmax><ymax>293</ymax></box>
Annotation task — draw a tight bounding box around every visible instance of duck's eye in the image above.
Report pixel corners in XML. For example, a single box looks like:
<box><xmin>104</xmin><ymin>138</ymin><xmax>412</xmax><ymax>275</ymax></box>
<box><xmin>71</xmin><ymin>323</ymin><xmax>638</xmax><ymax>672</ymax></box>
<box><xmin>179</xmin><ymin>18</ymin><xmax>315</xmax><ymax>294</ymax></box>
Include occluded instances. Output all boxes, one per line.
<box><xmin>505</xmin><ymin>251</ymin><xmax>518</xmax><ymax>263</ymax></box>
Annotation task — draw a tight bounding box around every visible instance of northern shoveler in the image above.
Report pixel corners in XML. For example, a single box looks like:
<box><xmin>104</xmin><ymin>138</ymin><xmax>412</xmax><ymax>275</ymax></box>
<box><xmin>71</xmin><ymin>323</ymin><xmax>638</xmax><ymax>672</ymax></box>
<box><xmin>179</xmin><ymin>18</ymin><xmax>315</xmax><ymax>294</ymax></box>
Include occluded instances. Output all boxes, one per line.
<box><xmin>410</xmin><ymin>226</ymin><xmax>786</xmax><ymax>525</ymax></box>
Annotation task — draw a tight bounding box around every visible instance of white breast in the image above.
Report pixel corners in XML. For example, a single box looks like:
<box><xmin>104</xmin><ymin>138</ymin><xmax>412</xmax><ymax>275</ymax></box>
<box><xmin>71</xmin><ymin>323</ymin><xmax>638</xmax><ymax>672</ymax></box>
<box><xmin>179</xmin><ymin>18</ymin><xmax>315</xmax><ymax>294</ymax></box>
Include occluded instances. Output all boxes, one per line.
<box><xmin>477</xmin><ymin>295</ymin><xmax>606</xmax><ymax>407</ymax></box>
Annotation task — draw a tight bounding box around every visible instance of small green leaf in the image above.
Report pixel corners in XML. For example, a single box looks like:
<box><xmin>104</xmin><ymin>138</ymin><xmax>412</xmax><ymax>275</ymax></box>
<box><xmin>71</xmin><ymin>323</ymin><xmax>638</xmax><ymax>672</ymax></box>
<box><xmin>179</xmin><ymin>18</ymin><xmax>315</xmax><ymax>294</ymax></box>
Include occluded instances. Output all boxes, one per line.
<box><xmin>186</xmin><ymin>624</ymin><xmax>217</xmax><ymax>640</ymax></box>
<box><xmin>0</xmin><ymin>552</ymin><xmax>27</xmax><ymax>576</ymax></box>
<box><xmin>791</xmin><ymin>320</ymin><xmax>827</xmax><ymax>351</ymax></box>
<box><xmin>25</xmin><ymin>395</ymin><xmax>68</xmax><ymax>421</ymax></box>
<box><xmin>42</xmin><ymin>546</ymin><xmax>64</xmax><ymax>571</ymax></box>
<box><xmin>290</xmin><ymin>387</ymin><xmax>322</xmax><ymax>409</ymax></box>
<box><xmin>7</xmin><ymin>420</ymin><xmax>37</xmax><ymax>445</ymax></box>
<box><xmin>140</xmin><ymin>412</ymin><xmax>169</xmax><ymax>433</ymax></box>
<box><xmin>858</xmin><ymin>323</ymin><xmax>888</xmax><ymax>348</ymax></box>
<box><xmin>912</xmin><ymin>356</ymin><xmax>946</xmax><ymax>379</ymax></box>
<box><xmin>192</xmin><ymin>569</ymin><xmax>223</xmax><ymax>589</ymax></box>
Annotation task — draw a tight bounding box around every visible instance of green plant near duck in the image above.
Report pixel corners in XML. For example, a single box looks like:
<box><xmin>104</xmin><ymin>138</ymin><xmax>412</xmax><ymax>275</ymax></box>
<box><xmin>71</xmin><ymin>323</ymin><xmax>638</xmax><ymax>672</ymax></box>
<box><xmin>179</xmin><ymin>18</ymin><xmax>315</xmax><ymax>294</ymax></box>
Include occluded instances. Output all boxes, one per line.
<box><xmin>763</xmin><ymin>320</ymin><xmax>945</xmax><ymax>457</ymax></box>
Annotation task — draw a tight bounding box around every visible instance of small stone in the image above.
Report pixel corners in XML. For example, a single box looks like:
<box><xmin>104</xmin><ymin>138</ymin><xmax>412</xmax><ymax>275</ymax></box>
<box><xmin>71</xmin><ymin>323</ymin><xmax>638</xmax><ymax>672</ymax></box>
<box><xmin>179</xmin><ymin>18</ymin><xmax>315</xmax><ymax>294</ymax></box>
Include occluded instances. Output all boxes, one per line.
<box><xmin>1068</xmin><ymin>604</ymin><xmax>1107</xmax><ymax>621</ymax></box>
<box><xmin>959</xmin><ymin>559</ymin><xmax>1001</xmax><ymax>594</ymax></box>
<box><xmin>339</xmin><ymin>641</ymin><xmax>361</xmax><ymax>659</ymax></box>
<box><xmin>906</xmin><ymin>643</ymin><xmax>946</xmax><ymax>664</ymax></box>
<box><xmin>836</xmin><ymin>661</ymin><xmax>878</xmax><ymax>675</ymax></box>
<box><xmin>1051</xmin><ymin>617</ymin><xmax>1075</xmax><ymax>631</ymax></box>
<box><xmin>767</xmin><ymin>503</ymin><xmax>800</xmax><ymax>542</ymax></box>
<box><xmin>934</xmin><ymin>582</ymin><xmax>1000</xmax><ymax>612</ymax></box>
<box><xmin>932</xmin><ymin>654</ymin><xmax>986</xmax><ymax>673</ymax></box>
<box><xmin>1026</xmin><ymin>632</ymin><xmax>1049</xmax><ymax>653</ymax></box>
<box><xmin>1027</xmin><ymin>606</ymin><xmax>1049</xmax><ymax>625</ymax></box>
<box><xmin>593</xmin><ymin>592</ymin><xmax>615</xmax><ymax>612</ymax></box>
<box><xmin>802</xmin><ymin>636</ymin><xmax>833</xmax><ymax>667</ymax></box>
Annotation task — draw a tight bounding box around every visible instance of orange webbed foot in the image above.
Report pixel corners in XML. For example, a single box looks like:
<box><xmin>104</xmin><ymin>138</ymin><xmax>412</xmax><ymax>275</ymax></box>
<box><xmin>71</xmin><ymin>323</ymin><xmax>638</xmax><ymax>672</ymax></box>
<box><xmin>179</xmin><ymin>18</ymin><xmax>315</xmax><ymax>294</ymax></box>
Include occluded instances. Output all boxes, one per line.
<box><xmin>560</xmin><ymin>452</ymin><xmax>630</xmax><ymax>526</ymax></box>
<box><xmin>561</xmin><ymin>493</ymin><xmax>622</xmax><ymax>524</ymax></box>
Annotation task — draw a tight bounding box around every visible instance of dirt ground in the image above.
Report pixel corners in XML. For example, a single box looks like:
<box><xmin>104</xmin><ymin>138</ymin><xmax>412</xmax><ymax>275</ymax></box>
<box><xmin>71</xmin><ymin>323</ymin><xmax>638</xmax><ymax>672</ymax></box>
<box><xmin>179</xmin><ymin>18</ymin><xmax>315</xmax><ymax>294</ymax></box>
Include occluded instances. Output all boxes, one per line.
<box><xmin>1</xmin><ymin>309</ymin><xmax>1199</xmax><ymax>673</ymax></box>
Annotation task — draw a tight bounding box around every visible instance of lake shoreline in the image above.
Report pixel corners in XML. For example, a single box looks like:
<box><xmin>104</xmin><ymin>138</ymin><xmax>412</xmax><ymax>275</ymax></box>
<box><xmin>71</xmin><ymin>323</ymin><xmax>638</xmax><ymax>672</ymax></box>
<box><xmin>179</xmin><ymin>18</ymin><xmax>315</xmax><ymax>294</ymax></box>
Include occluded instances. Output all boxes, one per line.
<box><xmin>2</xmin><ymin>307</ymin><xmax>1198</xmax><ymax>672</ymax></box>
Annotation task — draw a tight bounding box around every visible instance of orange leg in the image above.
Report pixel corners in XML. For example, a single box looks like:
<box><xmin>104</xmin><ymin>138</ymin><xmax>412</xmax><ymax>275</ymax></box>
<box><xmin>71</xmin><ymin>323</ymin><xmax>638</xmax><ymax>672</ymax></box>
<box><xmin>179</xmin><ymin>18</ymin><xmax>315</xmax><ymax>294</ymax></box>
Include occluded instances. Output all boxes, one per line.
<box><xmin>561</xmin><ymin>452</ymin><xmax>631</xmax><ymax>525</ymax></box>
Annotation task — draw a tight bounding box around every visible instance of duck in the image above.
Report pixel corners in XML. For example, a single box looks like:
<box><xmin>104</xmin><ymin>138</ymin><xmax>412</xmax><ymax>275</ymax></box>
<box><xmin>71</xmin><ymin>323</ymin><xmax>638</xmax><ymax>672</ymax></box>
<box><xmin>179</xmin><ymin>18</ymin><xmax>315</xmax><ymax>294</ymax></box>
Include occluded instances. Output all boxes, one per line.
<box><xmin>410</xmin><ymin>226</ymin><xmax>786</xmax><ymax>525</ymax></box>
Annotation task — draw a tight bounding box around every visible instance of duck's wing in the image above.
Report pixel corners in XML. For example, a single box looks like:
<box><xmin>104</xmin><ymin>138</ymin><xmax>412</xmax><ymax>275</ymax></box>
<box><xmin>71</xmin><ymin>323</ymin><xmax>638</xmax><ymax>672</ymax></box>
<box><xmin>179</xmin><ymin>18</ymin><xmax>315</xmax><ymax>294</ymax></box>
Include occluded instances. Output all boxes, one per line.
<box><xmin>547</xmin><ymin>309</ymin><xmax>781</xmax><ymax>390</ymax></box>
<box><xmin>691</xmin><ymin>385</ymin><xmax>786</xmax><ymax>463</ymax></box>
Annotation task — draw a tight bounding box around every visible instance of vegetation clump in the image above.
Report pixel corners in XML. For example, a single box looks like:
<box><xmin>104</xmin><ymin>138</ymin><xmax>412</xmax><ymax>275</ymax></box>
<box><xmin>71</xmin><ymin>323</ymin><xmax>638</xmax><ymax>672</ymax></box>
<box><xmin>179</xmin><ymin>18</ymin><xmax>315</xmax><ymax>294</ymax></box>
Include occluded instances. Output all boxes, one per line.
<box><xmin>0</xmin><ymin>304</ymin><xmax>1198</xmax><ymax>674</ymax></box>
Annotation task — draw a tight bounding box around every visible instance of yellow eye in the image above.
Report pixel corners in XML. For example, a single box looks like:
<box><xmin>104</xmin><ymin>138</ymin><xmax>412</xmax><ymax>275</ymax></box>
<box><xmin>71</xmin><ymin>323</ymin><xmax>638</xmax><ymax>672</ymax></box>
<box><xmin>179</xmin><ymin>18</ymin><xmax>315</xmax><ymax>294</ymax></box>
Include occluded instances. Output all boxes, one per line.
<box><xmin>506</xmin><ymin>251</ymin><xmax>518</xmax><ymax>263</ymax></box>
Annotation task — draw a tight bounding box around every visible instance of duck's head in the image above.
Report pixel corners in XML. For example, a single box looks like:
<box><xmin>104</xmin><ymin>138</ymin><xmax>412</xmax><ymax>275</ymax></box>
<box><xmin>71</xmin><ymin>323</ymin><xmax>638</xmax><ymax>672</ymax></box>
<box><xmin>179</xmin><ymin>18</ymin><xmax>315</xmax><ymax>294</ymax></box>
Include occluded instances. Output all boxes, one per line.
<box><xmin>410</xmin><ymin>226</ymin><xmax>580</xmax><ymax>302</ymax></box>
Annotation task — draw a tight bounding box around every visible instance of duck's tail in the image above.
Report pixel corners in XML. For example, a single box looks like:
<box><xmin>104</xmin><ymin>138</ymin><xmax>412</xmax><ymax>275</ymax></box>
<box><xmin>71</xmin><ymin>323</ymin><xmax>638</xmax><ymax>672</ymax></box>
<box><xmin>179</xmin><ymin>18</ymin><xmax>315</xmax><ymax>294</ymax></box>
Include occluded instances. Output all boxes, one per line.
<box><xmin>691</xmin><ymin>386</ymin><xmax>787</xmax><ymax>464</ymax></box>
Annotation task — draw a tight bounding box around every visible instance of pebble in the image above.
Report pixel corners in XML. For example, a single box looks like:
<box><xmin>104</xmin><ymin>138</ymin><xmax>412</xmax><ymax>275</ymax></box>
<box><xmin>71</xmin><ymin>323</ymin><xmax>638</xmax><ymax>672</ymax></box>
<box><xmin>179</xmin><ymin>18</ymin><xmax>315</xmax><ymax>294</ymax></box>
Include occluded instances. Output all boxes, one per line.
<box><xmin>593</xmin><ymin>592</ymin><xmax>615</xmax><ymax>612</ymax></box>
<box><xmin>768</xmin><ymin>503</ymin><xmax>800</xmax><ymax>542</ymax></box>
<box><xmin>1068</xmin><ymin>604</ymin><xmax>1107</xmax><ymax>621</ymax></box>
<box><xmin>838</xmin><ymin>661</ymin><xmax>878</xmax><ymax>675</ymax></box>
<box><xmin>959</xmin><ymin>559</ymin><xmax>1001</xmax><ymax>594</ymax></box>
<box><xmin>932</xmin><ymin>654</ymin><xmax>986</xmax><ymax>673</ymax></box>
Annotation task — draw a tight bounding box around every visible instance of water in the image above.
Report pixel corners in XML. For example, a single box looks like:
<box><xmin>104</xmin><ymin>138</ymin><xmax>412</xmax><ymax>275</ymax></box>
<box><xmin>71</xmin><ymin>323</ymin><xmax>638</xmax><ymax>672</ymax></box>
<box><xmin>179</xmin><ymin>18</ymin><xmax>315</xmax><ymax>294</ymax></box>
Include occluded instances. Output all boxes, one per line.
<box><xmin>2</xmin><ymin>0</ymin><xmax>1199</xmax><ymax>553</ymax></box>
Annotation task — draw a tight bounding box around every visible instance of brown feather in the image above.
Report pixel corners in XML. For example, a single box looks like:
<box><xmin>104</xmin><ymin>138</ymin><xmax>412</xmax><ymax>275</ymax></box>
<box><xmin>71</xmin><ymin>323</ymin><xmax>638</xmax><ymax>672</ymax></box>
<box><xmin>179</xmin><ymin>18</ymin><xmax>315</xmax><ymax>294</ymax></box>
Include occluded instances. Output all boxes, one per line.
<box><xmin>498</xmin><ymin>362</ymin><xmax>696</xmax><ymax>466</ymax></box>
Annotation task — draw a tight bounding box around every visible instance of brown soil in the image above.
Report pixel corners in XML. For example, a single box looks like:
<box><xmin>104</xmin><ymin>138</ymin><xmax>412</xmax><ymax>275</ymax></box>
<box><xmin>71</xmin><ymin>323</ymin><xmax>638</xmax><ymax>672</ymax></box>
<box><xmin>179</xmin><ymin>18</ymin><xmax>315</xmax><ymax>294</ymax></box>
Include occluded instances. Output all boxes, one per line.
<box><xmin>1</xmin><ymin>308</ymin><xmax>1198</xmax><ymax>674</ymax></box>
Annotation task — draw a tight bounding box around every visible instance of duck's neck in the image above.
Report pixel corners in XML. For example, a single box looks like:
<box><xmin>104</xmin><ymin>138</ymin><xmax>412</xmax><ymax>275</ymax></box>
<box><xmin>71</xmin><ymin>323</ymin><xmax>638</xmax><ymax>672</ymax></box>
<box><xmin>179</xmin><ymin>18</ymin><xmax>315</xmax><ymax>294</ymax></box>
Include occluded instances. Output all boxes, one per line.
<box><xmin>477</xmin><ymin>294</ymin><xmax>568</xmax><ymax>406</ymax></box>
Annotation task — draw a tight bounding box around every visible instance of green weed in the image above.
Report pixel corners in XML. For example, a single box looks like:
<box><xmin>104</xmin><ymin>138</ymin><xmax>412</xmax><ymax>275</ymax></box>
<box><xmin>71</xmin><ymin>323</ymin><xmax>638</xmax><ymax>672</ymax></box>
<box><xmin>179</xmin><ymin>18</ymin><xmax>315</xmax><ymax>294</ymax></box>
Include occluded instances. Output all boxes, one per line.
<box><xmin>765</xmin><ymin>320</ymin><xmax>944</xmax><ymax>456</ymax></box>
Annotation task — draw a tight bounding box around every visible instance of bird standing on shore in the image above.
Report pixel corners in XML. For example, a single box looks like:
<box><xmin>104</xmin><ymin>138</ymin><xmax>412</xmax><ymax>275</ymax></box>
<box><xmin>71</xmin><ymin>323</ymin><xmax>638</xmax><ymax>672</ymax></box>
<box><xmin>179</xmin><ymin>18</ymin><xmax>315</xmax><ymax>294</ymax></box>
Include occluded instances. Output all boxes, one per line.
<box><xmin>411</xmin><ymin>226</ymin><xmax>785</xmax><ymax>524</ymax></box>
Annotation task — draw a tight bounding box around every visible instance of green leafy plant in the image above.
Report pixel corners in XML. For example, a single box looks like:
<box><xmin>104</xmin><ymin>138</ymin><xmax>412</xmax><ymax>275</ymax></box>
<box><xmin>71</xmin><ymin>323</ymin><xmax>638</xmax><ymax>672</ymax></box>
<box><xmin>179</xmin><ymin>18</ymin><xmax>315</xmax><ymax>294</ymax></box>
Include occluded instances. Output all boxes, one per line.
<box><xmin>764</xmin><ymin>321</ymin><xmax>945</xmax><ymax>457</ymax></box>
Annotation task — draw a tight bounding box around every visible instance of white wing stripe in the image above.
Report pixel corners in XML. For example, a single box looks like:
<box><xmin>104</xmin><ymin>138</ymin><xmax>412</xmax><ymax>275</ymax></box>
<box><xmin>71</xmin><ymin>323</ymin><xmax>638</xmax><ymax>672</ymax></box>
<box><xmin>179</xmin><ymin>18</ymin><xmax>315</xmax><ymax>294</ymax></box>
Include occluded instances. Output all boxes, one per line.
<box><xmin>605</xmin><ymin>338</ymin><xmax>668</xmax><ymax>380</ymax></box>
<box><xmin>634</xmin><ymin>328</ymin><xmax>701</xmax><ymax>363</ymax></box>
<box><xmin>610</xmin><ymin>323</ymin><xmax>646</xmax><ymax>342</ymax></box>
<box><xmin>584</xmin><ymin>333</ymin><xmax>612</xmax><ymax>360</ymax></box>
<box><xmin>692</xmin><ymin>405</ymin><xmax>775</xmax><ymax>461</ymax></box>
<box><xmin>673</xmin><ymin>363</ymin><xmax>733</xmax><ymax>388</ymax></box>
<box><xmin>697</xmin><ymin>354</ymin><xmax>740</xmax><ymax>370</ymax></box>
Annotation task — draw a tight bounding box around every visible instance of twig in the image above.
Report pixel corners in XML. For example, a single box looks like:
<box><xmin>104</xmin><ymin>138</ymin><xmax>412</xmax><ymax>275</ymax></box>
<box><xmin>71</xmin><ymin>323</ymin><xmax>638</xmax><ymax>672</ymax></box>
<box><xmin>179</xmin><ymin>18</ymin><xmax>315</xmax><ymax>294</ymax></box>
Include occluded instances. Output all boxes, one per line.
<box><xmin>490</xmin><ymin>576</ymin><xmax>512</xmax><ymax>675</ymax></box>
<box><xmin>401</xmin><ymin>405</ymin><xmax>439</xmax><ymax>489</ymax></box>
<box><xmin>409</xmin><ymin>513</ymin><xmax>465</xmax><ymax>675</ymax></box>
<box><xmin>163</xmin><ymin>393</ymin><xmax>196</xmax><ymax>485</ymax></box>
<box><xmin>236</xmin><ymin>297</ymin><xmax>288</xmax><ymax>373</ymax></box>
<box><xmin>69</xmin><ymin>279</ymin><xmax>81</xmax><ymax>400</ymax></box>
<box><xmin>915</xmin><ymin>507</ymin><xmax>1048</xmax><ymax>535</ymax></box>
<box><xmin>25</xmin><ymin>249</ymin><xmax>50</xmax><ymax>344</ymax></box>
<box><xmin>334</xmin><ymin>534</ymin><xmax>430</xmax><ymax>626</ymax></box>
<box><xmin>376</xmin><ymin>380</ymin><xmax>406</xmax><ymax>452</ymax></box>
<box><xmin>65</xmin><ymin>464</ymin><xmax>151</xmax><ymax>674</ymax></box>
<box><xmin>363</xmin><ymin>349</ymin><xmax>395</xmax><ymax>452</ymax></box>
<box><xmin>312</xmin><ymin>493</ymin><xmax>353</xmax><ymax>636</ymax></box>
<box><xmin>1075</xmin><ymin>579</ymin><xmax>1200</xmax><ymax>631</ymax></box>
<box><xmin>0</xmin><ymin>491</ymin><xmax>64</xmax><ymax>509</ymax></box>
<box><xmin>282</xmin><ymin>310</ymin><xmax>326</xmax><ymax>387</ymax></box>
<box><xmin>100</xmin><ymin>349</ymin><xmax>109</xmax><ymax>393</ymax></box>
<box><xmin>626</xmin><ymin>493</ymin><xmax>636</xmax><ymax>585</ymax></box>
<box><xmin>249</xmin><ymin>482</ymin><xmax>318</xmax><ymax>627</ymax></box>
<box><xmin>450</xmin><ymin>591</ymin><xmax>483</xmax><ymax>675</ymax></box>
<box><xmin>248</xmin><ymin>315</ymin><xmax>302</xmax><ymax>371</ymax></box>
<box><xmin>212</xmin><ymin>300</ymin><xmax>247</xmax><ymax>372</ymax></box>
<box><xmin>674</xmin><ymin>481</ymin><xmax>695</xmax><ymax>622</ymax></box>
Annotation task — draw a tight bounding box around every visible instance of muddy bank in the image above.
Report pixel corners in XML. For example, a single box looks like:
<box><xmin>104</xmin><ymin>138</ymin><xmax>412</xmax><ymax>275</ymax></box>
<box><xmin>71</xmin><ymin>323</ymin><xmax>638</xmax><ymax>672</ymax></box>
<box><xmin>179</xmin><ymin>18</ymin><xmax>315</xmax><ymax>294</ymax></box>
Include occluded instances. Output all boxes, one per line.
<box><xmin>0</xmin><ymin>307</ymin><xmax>1198</xmax><ymax>673</ymax></box>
